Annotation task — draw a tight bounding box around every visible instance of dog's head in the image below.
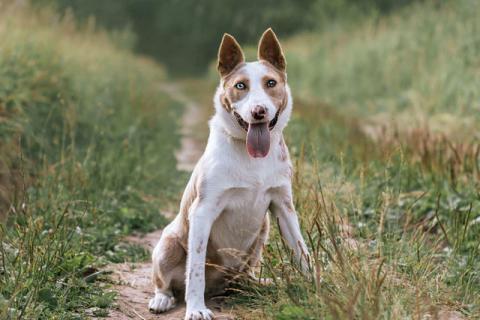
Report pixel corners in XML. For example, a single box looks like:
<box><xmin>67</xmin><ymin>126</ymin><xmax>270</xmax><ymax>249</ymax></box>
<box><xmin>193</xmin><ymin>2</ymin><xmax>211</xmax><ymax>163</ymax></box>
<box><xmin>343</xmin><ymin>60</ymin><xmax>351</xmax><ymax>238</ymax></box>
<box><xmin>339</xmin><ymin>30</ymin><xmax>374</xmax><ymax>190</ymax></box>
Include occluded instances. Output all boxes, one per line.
<box><xmin>215</xmin><ymin>28</ymin><xmax>291</xmax><ymax>158</ymax></box>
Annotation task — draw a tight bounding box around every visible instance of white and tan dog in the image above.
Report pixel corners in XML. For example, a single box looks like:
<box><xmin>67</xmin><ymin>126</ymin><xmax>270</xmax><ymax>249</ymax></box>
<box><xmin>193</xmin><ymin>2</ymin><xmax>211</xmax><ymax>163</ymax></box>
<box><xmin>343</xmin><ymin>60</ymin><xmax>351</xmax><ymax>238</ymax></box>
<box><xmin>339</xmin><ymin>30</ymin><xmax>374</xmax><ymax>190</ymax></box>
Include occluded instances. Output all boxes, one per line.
<box><xmin>149</xmin><ymin>29</ymin><xmax>310</xmax><ymax>320</ymax></box>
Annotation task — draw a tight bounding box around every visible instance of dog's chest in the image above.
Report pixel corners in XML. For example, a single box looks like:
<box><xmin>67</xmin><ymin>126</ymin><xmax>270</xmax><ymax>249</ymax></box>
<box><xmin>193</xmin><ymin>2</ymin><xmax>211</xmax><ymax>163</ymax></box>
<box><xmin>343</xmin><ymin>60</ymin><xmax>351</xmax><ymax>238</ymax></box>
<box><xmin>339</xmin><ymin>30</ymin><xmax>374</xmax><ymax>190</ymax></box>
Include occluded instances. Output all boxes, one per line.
<box><xmin>209</xmin><ymin>165</ymin><xmax>285</xmax><ymax>257</ymax></box>
<box><xmin>209</xmin><ymin>184</ymin><xmax>270</xmax><ymax>264</ymax></box>
<box><xmin>223</xmin><ymin>183</ymin><xmax>271</xmax><ymax>225</ymax></box>
<box><xmin>204</xmin><ymin>133</ymin><xmax>292</xmax><ymax>266</ymax></box>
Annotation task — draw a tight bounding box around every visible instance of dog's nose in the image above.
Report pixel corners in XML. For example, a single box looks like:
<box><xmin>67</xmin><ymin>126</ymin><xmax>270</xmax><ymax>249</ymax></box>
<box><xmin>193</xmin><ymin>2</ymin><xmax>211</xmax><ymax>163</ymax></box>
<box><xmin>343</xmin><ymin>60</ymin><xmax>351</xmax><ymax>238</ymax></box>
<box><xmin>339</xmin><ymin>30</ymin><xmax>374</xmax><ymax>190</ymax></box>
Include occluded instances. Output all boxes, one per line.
<box><xmin>251</xmin><ymin>105</ymin><xmax>267</xmax><ymax>120</ymax></box>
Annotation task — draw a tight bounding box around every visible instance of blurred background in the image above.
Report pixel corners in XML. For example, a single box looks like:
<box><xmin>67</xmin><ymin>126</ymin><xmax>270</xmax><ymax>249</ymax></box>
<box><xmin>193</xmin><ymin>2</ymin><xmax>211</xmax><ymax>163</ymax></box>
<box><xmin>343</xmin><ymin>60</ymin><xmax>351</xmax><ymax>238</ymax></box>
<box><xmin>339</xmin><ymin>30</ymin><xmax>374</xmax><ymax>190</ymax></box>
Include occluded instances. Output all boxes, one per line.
<box><xmin>1</xmin><ymin>0</ymin><xmax>479</xmax><ymax>319</ymax></box>
<box><xmin>36</xmin><ymin>0</ymin><xmax>418</xmax><ymax>74</ymax></box>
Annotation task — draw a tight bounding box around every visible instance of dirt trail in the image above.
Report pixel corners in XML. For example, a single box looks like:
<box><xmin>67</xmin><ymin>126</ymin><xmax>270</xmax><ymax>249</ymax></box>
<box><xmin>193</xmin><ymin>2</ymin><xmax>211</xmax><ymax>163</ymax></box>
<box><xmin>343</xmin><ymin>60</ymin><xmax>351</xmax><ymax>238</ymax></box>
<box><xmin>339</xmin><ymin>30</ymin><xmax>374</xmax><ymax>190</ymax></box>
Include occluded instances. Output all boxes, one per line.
<box><xmin>104</xmin><ymin>84</ymin><xmax>233</xmax><ymax>319</ymax></box>
<box><xmin>162</xmin><ymin>83</ymin><xmax>206</xmax><ymax>172</ymax></box>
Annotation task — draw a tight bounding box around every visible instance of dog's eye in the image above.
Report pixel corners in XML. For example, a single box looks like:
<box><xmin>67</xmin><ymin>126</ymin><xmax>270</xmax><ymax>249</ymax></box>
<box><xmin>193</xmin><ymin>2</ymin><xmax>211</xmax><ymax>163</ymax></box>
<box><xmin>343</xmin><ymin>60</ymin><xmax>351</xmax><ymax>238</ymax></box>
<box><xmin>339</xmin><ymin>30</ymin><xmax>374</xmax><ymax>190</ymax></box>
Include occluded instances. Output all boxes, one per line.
<box><xmin>235</xmin><ymin>82</ymin><xmax>246</xmax><ymax>90</ymax></box>
<box><xmin>266</xmin><ymin>79</ymin><xmax>277</xmax><ymax>88</ymax></box>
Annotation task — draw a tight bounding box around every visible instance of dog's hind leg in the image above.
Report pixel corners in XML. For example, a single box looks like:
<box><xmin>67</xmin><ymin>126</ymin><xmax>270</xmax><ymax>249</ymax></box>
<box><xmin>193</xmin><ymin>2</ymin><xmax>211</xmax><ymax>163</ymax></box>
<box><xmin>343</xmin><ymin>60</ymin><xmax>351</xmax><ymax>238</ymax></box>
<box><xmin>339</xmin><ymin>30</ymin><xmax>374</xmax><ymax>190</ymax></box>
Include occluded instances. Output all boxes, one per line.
<box><xmin>149</xmin><ymin>232</ymin><xmax>186</xmax><ymax>314</ymax></box>
<box><xmin>245</xmin><ymin>214</ymin><xmax>270</xmax><ymax>281</ymax></box>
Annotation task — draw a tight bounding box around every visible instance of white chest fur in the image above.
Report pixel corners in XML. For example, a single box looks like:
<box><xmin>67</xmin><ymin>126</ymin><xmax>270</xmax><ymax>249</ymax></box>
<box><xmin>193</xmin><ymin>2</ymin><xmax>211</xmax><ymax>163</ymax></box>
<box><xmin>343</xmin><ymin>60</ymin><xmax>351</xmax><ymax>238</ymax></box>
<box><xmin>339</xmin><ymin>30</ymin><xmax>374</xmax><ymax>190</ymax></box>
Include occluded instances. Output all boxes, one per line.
<box><xmin>209</xmin><ymin>186</ymin><xmax>270</xmax><ymax>260</ymax></box>
<box><xmin>202</xmin><ymin>125</ymin><xmax>291</xmax><ymax>266</ymax></box>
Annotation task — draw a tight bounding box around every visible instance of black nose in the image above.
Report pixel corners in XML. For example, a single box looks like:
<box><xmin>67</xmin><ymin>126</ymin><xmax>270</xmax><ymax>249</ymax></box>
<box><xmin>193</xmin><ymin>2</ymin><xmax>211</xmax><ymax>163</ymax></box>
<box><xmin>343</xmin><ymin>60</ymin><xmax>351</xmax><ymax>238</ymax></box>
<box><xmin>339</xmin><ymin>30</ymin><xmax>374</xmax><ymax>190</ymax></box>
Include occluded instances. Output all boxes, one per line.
<box><xmin>251</xmin><ymin>105</ymin><xmax>267</xmax><ymax>120</ymax></box>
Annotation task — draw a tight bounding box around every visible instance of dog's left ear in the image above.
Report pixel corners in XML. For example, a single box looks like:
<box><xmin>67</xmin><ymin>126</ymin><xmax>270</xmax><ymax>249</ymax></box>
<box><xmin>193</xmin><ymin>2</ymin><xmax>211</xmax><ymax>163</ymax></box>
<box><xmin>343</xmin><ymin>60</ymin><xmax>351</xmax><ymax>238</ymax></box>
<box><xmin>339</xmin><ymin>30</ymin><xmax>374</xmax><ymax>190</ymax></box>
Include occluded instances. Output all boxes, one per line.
<box><xmin>258</xmin><ymin>28</ymin><xmax>286</xmax><ymax>72</ymax></box>
<box><xmin>217</xmin><ymin>33</ymin><xmax>245</xmax><ymax>77</ymax></box>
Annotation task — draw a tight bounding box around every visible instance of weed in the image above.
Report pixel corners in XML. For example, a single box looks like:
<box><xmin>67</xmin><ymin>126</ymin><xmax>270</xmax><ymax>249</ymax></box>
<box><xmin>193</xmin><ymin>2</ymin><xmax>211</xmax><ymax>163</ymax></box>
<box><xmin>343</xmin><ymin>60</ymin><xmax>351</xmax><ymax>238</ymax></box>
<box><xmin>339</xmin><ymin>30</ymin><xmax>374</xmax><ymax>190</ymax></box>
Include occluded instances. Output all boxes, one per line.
<box><xmin>0</xmin><ymin>3</ymin><xmax>185</xmax><ymax>318</ymax></box>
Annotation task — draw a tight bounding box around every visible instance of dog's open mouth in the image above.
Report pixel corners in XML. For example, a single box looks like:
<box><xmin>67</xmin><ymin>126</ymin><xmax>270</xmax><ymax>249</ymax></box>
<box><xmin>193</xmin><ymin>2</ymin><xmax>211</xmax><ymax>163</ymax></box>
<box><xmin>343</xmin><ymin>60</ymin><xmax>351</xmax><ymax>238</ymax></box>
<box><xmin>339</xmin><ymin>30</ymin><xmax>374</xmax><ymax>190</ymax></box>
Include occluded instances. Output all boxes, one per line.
<box><xmin>233</xmin><ymin>110</ymin><xmax>280</xmax><ymax>132</ymax></box>
<box><xmin>233</xmin><ymin>110</ymin><xmax>280</xmax><ymax>158</ymax></box>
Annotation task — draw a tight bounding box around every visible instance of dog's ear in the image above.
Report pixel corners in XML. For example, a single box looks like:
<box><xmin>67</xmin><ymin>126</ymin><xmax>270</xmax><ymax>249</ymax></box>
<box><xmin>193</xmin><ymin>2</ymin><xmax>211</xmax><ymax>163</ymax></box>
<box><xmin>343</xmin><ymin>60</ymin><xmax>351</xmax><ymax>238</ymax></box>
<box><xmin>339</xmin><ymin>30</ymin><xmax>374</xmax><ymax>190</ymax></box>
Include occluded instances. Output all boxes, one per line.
<box><xmin>258</xmin><ymin>28</ymin><xmax>286</xmax><ymax>72</ymax></box>
<box><xmin>217</xmin><ymin>33</ymin><xmax>245</xmax><ymax>77</ymax></box>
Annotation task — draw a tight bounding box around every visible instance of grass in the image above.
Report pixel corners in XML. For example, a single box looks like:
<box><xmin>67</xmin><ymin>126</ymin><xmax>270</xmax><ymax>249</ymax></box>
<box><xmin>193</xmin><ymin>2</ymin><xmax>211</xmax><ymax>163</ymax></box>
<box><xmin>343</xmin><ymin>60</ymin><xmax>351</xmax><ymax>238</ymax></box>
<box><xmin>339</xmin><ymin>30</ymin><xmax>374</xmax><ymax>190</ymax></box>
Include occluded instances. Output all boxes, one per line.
<box><xmin>1</xmin><ymin>0</ymin><xmax>479</xmax><ymax>319</ymax></box>
<box><xmin>211</xmin><ymin>0</ymin><xmax>480</xmax><ymax>318</ymax></box>
<box><xmin>286</xmin><ymin>0</ymin><xmax>480</xmax><ymax>125</ymax></box>
<box><xmin>229</xmin><ymin>100</ymin><xmax>479</xmax><ymax>319</ymax></box>
<box><xmin>0</xmin><ymin>3</ymin><xmax>185</xmax><ymax>319</ymax></box>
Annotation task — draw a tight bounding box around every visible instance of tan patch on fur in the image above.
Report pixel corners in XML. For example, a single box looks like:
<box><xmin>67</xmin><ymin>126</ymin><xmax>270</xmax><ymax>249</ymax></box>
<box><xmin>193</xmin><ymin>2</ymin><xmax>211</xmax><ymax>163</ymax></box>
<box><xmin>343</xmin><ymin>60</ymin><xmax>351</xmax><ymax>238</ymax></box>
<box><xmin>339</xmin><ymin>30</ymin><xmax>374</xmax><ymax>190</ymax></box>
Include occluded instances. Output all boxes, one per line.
<box><xmin>205</xmin><ymin>240</ymin><xmax>228</xmax><ymax>295</ymax></box>
<box><xmin>220</xmin><ymin>94</ymin><xmax>232</xmax><ymax>112</ymax></box>
<box><xmin>246</xmin><ymin>214</ymin><xmax>270</xmax><ymax>271</ymax></box>
<box><xmin>279</xmin><ymin>137</ymin><xmax>288</xmax><ymax>162</ymax></box>
<box><xmin>283</xmin><ymin>199</ymin><xmax>295</xmax><ymax>214</ymax></box>
<box><xmin>259</xmin><ymin>61</ymin><xmax>288</xmax><ymax>112</ymax></box>
<box><xmin>206</xmin><ymin>241</ymin><xmax>223</xmax><ymax>267</ymax></box>
<box><xmin>152</xmin><ymin>235</ymin><xmax>186</xmax><ymax>292</ymax></box>
<box><xmin>154</xmin><ymin>273</ymin><xmax>164</xmax><ymax>289</ymax></box>
<box><xmin>220</xmin><ymin>68</ymin><xmax>249</xmax><ymax>111</ymax></box>
<box><xmin>159</xmin><ymin>236</ymin><xmax>185</xmax><ymax>266</ymax></box>
<box><xmin>178</xmin><ymin>170</ymin><xmax>207</xmax><ymax>243</ymax></box>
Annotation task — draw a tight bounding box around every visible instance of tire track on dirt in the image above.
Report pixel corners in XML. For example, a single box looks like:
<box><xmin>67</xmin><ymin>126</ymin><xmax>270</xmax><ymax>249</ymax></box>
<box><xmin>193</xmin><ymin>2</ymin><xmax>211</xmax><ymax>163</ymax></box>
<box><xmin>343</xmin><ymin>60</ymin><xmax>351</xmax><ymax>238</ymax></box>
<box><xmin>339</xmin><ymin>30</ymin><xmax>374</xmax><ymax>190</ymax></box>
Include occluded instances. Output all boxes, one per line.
<box><xmin>104</xmin><ymin>83</ymin><xmax>233</xmax><ymax>320</ymax></box>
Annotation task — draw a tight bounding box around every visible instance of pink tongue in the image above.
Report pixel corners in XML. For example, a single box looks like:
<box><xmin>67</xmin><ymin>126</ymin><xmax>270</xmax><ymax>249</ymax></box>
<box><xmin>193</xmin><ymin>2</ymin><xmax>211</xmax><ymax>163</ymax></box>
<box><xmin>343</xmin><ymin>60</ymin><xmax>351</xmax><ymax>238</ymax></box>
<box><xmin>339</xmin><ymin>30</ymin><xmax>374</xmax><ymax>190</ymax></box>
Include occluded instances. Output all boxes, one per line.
<box><xmin>246</xmin><ymin>122</ymin><xmax>270</xmax><ymax>158</ymax></box>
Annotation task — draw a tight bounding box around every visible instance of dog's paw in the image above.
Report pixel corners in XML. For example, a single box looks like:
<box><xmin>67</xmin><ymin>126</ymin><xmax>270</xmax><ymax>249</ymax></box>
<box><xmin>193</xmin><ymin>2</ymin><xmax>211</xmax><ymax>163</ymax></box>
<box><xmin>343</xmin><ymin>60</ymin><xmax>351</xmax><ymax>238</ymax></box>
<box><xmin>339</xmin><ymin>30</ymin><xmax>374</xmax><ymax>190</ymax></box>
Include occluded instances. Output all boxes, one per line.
<box><xmin>148</xmin><ymin>292</ymin><xmax>176</xmax><ymax>314</ymax></box>
<box><xmin>184</xmin><ymin>307</ymin><xmax>214</xmax><ymax>320</ymax></box>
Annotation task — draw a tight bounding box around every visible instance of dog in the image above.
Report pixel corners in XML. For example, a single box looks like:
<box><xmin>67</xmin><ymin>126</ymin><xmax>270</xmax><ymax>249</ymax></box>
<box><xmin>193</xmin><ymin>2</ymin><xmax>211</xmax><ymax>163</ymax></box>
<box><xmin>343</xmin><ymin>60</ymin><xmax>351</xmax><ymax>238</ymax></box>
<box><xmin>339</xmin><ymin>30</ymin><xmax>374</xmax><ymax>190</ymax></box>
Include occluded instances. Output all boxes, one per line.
<box><xmin>149</xmin><ymin>28</ymin><xmax>311</xmax><ymax>320</ymax></box>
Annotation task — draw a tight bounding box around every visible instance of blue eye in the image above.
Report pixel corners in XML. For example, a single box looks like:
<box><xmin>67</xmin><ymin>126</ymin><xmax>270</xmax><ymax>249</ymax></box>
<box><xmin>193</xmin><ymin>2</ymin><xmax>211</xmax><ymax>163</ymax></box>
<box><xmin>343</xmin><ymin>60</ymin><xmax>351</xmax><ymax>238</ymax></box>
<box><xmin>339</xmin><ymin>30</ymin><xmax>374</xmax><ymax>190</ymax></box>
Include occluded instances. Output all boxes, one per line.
<box><xmin>266</xmin><ymin>79</ymin><xmax>277</xmax><ymax>88</ymax></box>
<box><xmin>235</xmin><ymin>82</ymin><xmax>246</xmax><ymax>90</ymax></box>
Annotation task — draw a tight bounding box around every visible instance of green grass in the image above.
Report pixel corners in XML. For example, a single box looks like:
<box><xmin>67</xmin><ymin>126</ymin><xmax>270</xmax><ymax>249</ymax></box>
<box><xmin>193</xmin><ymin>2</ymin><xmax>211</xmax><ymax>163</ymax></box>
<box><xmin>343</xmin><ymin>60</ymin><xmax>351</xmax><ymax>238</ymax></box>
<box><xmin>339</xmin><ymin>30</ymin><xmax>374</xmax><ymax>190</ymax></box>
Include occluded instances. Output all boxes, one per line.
<box><xmin>286</xmin><ymin>0</ymin><xmax>480</xmax><ymax>125</ymax></box>
<box><xmin>222</xmin><ymin>98</ymin><xmax>478</xmax><ymax>319</ymax></box>
<box><xmin>1</xmin><ymin>0</ymin><xmax>479</xmax><ymax>319</ymax></box>
<box><xmin>217</xmin><ymin>1</ymin><xmax>480</xmax><ymax>318</ymax></box>
<box><xmin>0</xmin><ymin>4</ymin><xmax>185</xmax><ymax>319</ymax></box>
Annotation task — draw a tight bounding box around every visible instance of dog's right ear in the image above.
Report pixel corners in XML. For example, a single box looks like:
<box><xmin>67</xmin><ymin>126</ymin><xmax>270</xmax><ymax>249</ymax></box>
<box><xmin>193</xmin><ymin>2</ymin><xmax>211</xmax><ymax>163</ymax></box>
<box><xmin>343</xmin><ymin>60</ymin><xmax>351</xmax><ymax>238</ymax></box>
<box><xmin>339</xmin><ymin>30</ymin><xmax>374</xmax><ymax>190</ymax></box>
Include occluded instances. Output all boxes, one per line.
<box><xmin>217</xmin><ymin>34</ymin><xmax>244</xmax><ymax>77</ymax></box>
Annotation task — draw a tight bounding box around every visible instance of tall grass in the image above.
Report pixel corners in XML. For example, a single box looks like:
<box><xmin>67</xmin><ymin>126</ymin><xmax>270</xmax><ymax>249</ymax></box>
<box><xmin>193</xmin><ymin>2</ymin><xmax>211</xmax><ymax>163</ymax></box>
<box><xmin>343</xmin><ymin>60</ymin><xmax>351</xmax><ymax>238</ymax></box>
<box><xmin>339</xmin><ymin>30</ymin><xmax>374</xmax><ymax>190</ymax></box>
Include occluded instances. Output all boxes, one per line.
<box><xmin>286</xmin><ymin>0</ymin><xmax>480</xmax><ymax>126</ymax></box>
<box><xmin>216</xmin><ymin>1</ymin><xmax>480</xmax><ymax>318</ymax></box>
<box><xmin>0</xmin><ymin>3</ymin><xmax>184</xmax><ymax>318</ymax></box>
<box><xmin>229</xmin><ymin>98</ymin><xmax>479</xmax><ymax>319</ymax></box>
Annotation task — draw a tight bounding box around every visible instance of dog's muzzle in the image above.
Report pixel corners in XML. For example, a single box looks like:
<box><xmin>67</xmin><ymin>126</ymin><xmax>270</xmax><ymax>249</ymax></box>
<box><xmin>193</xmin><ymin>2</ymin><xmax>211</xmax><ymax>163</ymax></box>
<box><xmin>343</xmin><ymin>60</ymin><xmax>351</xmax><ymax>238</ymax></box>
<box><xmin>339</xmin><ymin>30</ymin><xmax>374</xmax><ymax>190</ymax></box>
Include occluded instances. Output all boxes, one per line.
<box><xmin>233</xmin><ymin>110</ymin><xmax>280</xmax><ymax>131</ymax></box>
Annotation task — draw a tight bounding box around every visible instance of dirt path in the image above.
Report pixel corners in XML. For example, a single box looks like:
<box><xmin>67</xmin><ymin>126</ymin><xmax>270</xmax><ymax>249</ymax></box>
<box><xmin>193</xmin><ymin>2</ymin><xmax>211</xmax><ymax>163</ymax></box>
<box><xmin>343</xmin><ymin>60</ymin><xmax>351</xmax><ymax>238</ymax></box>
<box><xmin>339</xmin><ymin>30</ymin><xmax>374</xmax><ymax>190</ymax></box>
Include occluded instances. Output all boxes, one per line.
<box><xmin>162</xmin><ymin>83</ymin><xmax>206</xmax><ymax>172</ymax></box>
<box><xmin>104</xmin><ymin>84</ymin><xmax>233</xmax><ymax>319</ymax></box>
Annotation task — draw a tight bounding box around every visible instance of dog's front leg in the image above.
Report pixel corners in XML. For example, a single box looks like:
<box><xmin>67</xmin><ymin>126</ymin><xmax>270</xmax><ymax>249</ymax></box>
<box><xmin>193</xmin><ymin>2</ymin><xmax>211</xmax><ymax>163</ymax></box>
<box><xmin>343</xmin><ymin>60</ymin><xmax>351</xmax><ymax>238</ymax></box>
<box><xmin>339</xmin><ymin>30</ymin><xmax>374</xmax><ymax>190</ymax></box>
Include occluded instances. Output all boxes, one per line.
<box><xmin>270</xmin><ymin>186</ymin><xmax>311</xmax><ymax>273</ymax></box>
<box><xmin>185</xmin><ymin>201</ymin><xmax>221</xmax><ymax>320</ymax></box>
